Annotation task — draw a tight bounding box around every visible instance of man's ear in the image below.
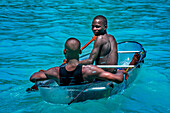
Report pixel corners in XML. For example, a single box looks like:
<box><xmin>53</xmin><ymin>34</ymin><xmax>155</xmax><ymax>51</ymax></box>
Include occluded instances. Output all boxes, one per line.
<box><xmin>104</xmin><ymin>25</ymin><xmax>107</xmax><ymax>30</ymax></box>
<box><xmin>80</xmin><ymin>49</ymin><xmax>82</xmax><ymax>54</ymax></box>
<box><xmin>64</xmin><ymin>49</ymin><xmax>66</xmax><ymax>54</ymax></box>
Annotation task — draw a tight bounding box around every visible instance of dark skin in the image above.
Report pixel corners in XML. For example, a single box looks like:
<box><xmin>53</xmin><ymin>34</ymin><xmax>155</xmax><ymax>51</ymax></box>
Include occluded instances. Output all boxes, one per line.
<box><xmin>30</xmin><ymin>38</ymin><xmax>128</xmax><ymax>85</ymax></box>
<box><xmin>80</xmin><ymin>15</ymin><xmax>118</xmax><ymax>73</ymax></box>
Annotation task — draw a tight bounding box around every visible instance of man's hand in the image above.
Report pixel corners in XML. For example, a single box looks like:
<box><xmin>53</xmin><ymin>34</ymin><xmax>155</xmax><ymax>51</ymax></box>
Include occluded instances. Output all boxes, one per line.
<box><xmin>26</xmin><ymin>85</ymin><xmax>38</xmax><ymax>92</ymax></box>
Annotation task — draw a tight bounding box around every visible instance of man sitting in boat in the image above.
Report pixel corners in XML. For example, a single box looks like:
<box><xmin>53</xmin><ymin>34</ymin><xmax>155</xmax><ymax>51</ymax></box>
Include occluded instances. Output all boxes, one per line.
<box><xmin>29</xmin><ymin>38</ymin><xmax>128</xmax><ymax>87</ymax></box>
<box><xmin>79</xmin><ymin>15</ymin><xmax>118</xmax><ymax>74</ymax></box>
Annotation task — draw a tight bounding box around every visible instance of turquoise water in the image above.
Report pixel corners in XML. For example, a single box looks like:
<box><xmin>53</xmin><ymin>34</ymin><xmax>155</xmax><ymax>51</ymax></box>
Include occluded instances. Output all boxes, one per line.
<box><xmin>0</xmin><ymin>0</ymin><xmax>169</xmax><ymax>112</ymax></box>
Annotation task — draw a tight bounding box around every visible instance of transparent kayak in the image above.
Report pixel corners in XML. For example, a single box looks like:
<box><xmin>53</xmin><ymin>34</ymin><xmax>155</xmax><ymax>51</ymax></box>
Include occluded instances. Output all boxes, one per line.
<box><xmin>38</xmin><ymin>41</ymin><xmax>146</xmax><ymax>104</ymax></box>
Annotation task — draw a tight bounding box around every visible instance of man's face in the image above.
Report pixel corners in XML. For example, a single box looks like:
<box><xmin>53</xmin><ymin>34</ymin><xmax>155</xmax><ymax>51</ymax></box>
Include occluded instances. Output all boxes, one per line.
<box><xmin>92</xmin><ymin>19</ymin><xmax>106</xmax><ymax>36</ymax></box>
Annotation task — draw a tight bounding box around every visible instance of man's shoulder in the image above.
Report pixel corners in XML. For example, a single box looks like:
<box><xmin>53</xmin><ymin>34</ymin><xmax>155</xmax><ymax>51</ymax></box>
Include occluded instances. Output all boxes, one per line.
<box><xmin>107</xmin><ymin>34</ymin><xmax>116</xmax><ymax>43</ymax></box>
<box><xmin>82</xmin><ymin>65</ymin><xmax>93</xmax><ymax>69</ymax></box>
<box><xmin>82</xmin><ymin>65</ymin><xmax>101</xmax><ymax>75</ymax></box>
<box><xmin>107</xmin><ymin>34</ymin><xmax>115</xmax><ymax>38</ymax></box>
<box><xmin>82</xmin><ymin>65</ymin><xmax>96</xmax><ymax>71</ymax></box>
<box><xmin>96</xmin><ymin>34</ymin><xmax>115</xmax><ymax>43</ymax></box>
<box><xmin>98</xmin><ymin>34</ymin><xmax>115</xmax><ymax>39</ymax></box>
<box><xmin>83</xmin><ymin>65</ymin><xmax>101</xmax><ymax>71</ymax></box>
<box><xmin>95</xmin><ymin>34</ymin><xmax>108</xmax><ymax>42</ymax></box>
<box><xmin>47</xmin><ymin>67</ymin><xmax>60</xmax><ymax>72</ymax></box>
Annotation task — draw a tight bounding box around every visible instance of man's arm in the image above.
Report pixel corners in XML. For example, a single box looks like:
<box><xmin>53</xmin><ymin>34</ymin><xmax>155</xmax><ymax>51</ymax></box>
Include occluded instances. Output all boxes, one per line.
<box><xmin>96</xmin><ymin>69</ymin><xmax>124</xmax><ymax>84</ymax></box>
<box><xmin>79</xmin><ymin>36</ymin><xmax>103</xmax><ymax>65</ymax></box>
<box><xmin>30</xmin><ymin>67</ymin><xmax>59</xmax><ymax>83</ymax></box>
<box><xmin>30</xmin><ymin>71</ymin><xmax>47</xmax><ymax>83</ymax></box>
<box><xmin>83</xmin><ymin>65</ymin><xmax>124</xmax><ymax>84</ymax></box>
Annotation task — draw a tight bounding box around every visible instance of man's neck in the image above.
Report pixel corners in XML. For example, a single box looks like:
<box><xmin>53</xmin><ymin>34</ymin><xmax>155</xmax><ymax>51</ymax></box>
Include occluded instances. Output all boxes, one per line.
<box><xmin>95</xmin><ymin>31</ymin><xmax>107</xmax><ymax>36</ymax></box>
<box><xmin>66</xmin><ymin>59</ymin><xmax>79</xmax><ymax>71</ymax></box>
<box><xmin>67</xmin><ymin>59</ymin><xmax>79</xmax><ymax>65</ymax></box>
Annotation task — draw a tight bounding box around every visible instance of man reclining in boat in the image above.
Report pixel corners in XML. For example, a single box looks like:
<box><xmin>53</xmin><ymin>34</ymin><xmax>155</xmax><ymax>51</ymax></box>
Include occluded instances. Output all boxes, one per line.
<box><xmin>29</xmin><ymin>38</ymin><xmax>128</xmax><ymax>88</ymax></box>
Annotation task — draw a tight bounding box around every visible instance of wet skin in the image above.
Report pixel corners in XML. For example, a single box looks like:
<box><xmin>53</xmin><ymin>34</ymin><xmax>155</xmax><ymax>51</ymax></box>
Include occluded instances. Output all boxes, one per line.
<box><xmin>80</xmin><ymin>18</ymin><xmax>118</xmax><ymax>73</ymax></box>
<box><xmin>29</xmin><ymin>38</ymin><xmax>126</xmax><ymax>85</ymax></box>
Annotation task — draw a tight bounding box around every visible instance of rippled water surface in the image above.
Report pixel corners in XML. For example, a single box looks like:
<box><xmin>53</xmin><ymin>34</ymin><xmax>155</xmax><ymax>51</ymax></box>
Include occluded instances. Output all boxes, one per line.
<box><xmin>0</xmin><ymin>0</ymin><xmax>169</xmax><ymax>113</ymax></box>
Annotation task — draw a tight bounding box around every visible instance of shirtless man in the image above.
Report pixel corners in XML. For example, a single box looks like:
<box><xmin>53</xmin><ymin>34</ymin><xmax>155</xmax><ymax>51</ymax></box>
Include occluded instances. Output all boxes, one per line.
<box><xmin>80</xmin><ymin>15</ymin><xmax>118</xmax><ymax>73</ymax></box>
<box><xmin>29</xmin><ymin>38</ymin><xmax>127</xmax><ymax>86</ymax></box>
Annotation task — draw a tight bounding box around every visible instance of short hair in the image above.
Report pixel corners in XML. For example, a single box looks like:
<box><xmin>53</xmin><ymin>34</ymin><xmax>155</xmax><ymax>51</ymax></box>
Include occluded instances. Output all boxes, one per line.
<box><xmin>93</xmin><ymin>15</ymin><xmax>107</xmax><ymax>25</ymax></box>
<box><xmin>65</xmin><ymin>38</ymin><xmax>81</xmax><ymax>51</ymax></box>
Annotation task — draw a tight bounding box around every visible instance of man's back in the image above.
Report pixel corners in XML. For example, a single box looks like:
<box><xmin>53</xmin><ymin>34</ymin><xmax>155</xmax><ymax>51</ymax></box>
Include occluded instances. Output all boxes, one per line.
<box><xmin>80</xmin><ymin>15</ymin><xmax>118</xmax><ymax>73</ymax></box>
<box><xmin>95</xmin><ymin>34</ymin><xmax>118</xmax><ymax>65</ymax></box>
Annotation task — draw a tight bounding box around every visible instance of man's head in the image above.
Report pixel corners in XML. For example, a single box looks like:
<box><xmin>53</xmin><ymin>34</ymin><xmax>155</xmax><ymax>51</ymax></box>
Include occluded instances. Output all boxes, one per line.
<box><xmin>64</xmin><ymin>38</ymin><xmax>82</xmax><ymax>60</ymax></box>
<box><xmin>92</xmin><ymin>15</ymin><xmax>107</xmax><ymax>36</ymax></box>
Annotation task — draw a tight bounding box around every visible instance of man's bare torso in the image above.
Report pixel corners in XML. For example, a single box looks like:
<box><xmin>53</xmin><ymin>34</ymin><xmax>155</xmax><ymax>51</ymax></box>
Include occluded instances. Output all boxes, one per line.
<box><xmin>95</xmin><ymin>34</ymin><xmax>118</xmax><ymax>72</ymax></box>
